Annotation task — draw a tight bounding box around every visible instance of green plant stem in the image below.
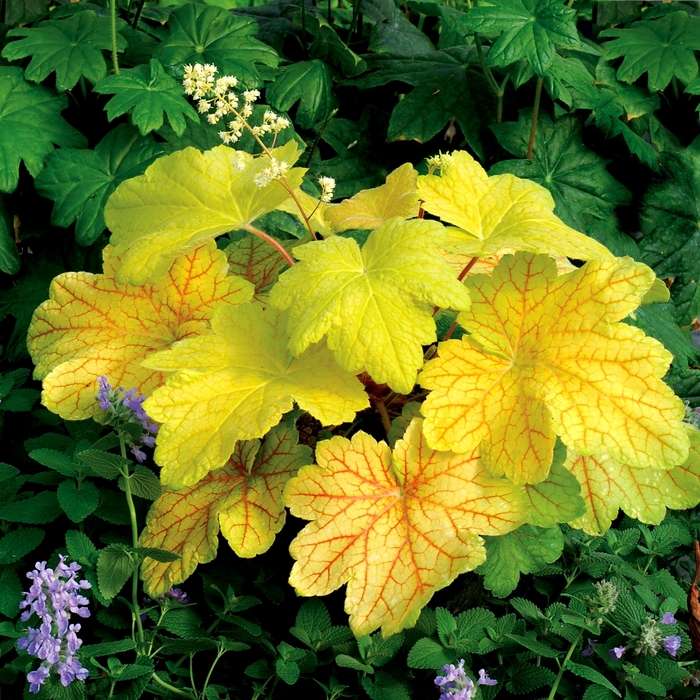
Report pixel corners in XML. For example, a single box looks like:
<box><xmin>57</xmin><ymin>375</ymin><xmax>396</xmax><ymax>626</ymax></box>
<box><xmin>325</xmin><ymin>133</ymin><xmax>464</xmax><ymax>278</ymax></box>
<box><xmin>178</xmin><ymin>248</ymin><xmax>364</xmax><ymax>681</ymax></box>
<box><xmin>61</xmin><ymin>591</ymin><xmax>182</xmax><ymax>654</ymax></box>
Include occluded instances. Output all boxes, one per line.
<box><xmin>303</xmin><ymin>109</ymin><xmax>337</xmax><ymax>168</ymax></box>
<box><xmin>201</xmin><ymin>650</ymin><xmax>226</xmax><ymax>699</ymax></box>
<box><xmin>497</xmin><ymin>75</ymin><xmax>508</xmax><ymax>124</ymax></box>
<box><xmin>244</xmin><ymin>224</ymin><xmax>296</xmax><ymax>267</ymax></box>
<box><xmin>151</xmin><ymin>672</ymin><xmax>198</xmax><ymax>699</ymax></box>
<box><xmin>119</xmin><ymin>437</ymin><xmax>145</xmax><ymax>648</ymax></box>
<box><xmin>527</xmin><ymin>77</ymin><xmax>544</xmax><ymax>160</ymax></box>
<box><xmin>131</xmin><ymin>0</ymin><xmax>146</xmax><ymax>29</ymax></box>
<box><xmin>110</xmin><ymin>0</ymin><xmax>120</xmax><ymax>75</ymax></box>
<box><xmin>547</xmin><ymin>628</ymin><xmax>584</xmax><ymax>700</ymax></box>
<box><xmin>475</xmin><ymin>35</ymin><xmax>499</xmax><ymax>96</ymax></box>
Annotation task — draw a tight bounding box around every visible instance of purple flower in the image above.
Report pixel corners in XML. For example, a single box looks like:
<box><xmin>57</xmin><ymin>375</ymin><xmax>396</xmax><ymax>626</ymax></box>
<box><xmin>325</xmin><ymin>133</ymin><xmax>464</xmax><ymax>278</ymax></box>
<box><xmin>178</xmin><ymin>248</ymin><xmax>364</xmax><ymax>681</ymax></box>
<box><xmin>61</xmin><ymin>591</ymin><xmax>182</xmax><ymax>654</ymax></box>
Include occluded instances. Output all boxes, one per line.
<box><xmin>582</xmin><ymin>638</ymin><xmax>597</xmax><ymax>657</ymax></box>
<box><xmin>477</xmin><ymin>669</ymin><xmax>497</xmax><ymax>686</ymax></box>
<box><xmin>610</xmin><ymin>646</ymin><xmax>627</xmax><ymax>660</ymax></box>
<box><xmin>660</xmin><ymin>612</ymin><xmax>677</xmax><ymax>625</ymax></box>
<box><xmin>18</xmin><ymin>557</ymin><xmax>91</xmax><ymax>693</ymax></box>
<box><xmin>435</xmin><ymin>660</ymin><xmax>474</xmax><ymax>700</ymax></box>
<box><xmin>663</xmin><ymin>635</ymin><xmax>682</xmax><ymax>657</ymax></box>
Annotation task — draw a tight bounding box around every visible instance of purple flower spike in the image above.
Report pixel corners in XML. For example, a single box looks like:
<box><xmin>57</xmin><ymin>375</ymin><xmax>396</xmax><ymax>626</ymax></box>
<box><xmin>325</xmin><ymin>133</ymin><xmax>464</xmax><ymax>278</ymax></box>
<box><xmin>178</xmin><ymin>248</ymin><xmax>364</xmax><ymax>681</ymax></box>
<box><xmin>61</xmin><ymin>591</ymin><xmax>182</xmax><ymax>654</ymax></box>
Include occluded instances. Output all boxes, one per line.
<box><xmin>477</xmin><ymin>669</ymin><xmax>497</xmax><ymax>686</ymax></box>
<box><xmin>610</xmin><ymin>646</ymin><xmax>627</xmax><ymax>660</ymax></box>
<box><xmin>663</xmin><ymin>635</ymin><xmax>682</xmax><ymax>657</ymax></box>
<box><xmin>661</xmin><ymin>612</ymin><xmax>677</xmax><ymax>625</ymax></box>
<box><xmin>18</xmin><ymin>556</ymin><xmax>90</xmax><ymax>693</ymax></box>
<box><xmin>582</xmin><ymin>638</ymin><xmax>598</xmax><ymax>657</ymax></box>
<box><xmin>435</xmin><ymin>660</ymin><xmax>475</xmax><ymax>700</ymax></box>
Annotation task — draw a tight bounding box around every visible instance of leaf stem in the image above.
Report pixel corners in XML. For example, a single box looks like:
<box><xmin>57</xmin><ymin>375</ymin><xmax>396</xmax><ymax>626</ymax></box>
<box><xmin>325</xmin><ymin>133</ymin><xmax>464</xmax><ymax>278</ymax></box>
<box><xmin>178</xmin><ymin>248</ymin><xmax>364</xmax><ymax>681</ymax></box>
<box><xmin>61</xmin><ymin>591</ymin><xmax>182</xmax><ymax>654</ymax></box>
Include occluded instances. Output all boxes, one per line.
<box><xmin>243</xmin><ymin>224</ymin><xmax>295</xmax><ymax>267</ymax></box>
<box><xmin>546</xmin><ymin>628</ymin><xmax>583</xmax><ymax>700</ymax></box>
<box><xmin>119</xmin><ymin>436</ymin><xmax>145</xmax><ymax>648</ymax></box>
<box><xmin>151</xmin><ymin>672</ymin><xmax>198</xmax><ymax>698</ymax></box>
<box><xmin>474</xmin><ymin>34</ymin><xmax>499</xmax><ymax>97</ymax></box>
<box><xmin>375</xmin><ymin>400</ymin><xmax>392</xmax><ymax>436</ymax></box>
<box><xmin>110</xmin><ymin>0</ymin><xmax>120</xmax><ymax>75</ymax></box>
<box><xmin>131</xmin><ymin>0</ymin><xmax>146</xmax><ymax>29</ymax></box>
<box><xmin>527</xmin><ymin>77</ymin><xmax>544</xmax><ymax>160</ymax></box>
<box><xmin>201</xmin><ymin>649</ymin><xmax>226</xmax><ymax>699</ymax></box>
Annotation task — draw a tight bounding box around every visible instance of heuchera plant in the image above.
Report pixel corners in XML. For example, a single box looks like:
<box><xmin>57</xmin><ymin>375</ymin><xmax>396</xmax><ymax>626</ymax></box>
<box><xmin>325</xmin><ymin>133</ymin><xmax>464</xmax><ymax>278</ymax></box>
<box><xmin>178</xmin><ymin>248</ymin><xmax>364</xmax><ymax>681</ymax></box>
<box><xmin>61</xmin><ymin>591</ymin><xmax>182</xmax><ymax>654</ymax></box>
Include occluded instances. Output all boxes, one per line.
<box><xmin>25</xmin><ymin>60</ymin><xmax>700</xmax><ymax>643</ymax></box>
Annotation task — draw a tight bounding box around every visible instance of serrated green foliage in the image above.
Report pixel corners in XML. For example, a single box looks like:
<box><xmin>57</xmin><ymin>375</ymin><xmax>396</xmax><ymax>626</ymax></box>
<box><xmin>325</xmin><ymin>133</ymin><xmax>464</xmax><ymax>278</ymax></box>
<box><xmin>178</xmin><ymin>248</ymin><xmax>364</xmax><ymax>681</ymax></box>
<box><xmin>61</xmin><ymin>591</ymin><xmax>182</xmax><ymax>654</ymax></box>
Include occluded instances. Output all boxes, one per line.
<box><xmin>506</xmin><ymin>661</ymin><xmax>557</xmax><ymax>694</ymax></box>
<box><xmin>601</xmin><ymin>12</ymin><xmax>700</xmax><ymax>91</ymax></box>
<box><xmin>0</xmin><ymin>528</ymin><xmax>43</xmax><ymax>565</ymax></box>
<box><xmin>57</xmin><ymin>479</ymin><xmax>99</xmax><ymax>522</ymax></box>
<box><xmin>97</xmin><ymin>543</ymin><xmax>137</xmax><ymax>599</ymax></box>
<box><xmin>94</xmin><ymin>59</ymin><xmax>199</xmax><ymax>136</ymax></box>
<box><xmin>2</xmin><ymin>11</ymin><xmax>127</xmax><ymax>90</ymax></box>
<box><xmin>462</xmin><ymin>0</ymin><xmax>579</xmax><ymax>76</ymax></box>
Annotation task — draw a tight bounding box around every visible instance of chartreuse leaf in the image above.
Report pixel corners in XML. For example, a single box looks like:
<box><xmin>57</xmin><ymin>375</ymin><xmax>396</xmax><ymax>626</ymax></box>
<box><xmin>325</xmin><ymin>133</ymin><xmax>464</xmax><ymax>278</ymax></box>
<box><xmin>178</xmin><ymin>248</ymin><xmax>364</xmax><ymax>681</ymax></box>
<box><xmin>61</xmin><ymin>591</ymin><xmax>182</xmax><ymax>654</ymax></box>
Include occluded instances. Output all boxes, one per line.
<box><xmin>104</xmin><ymin>140</ymin><xmax>304</xmax><ymax>285</ymax></box>
<box><xmin>0</xmin><ymin>196</ymin><xmax>20</xmax><ymax>275</ymax></box>
<box><xmin>270</xmin><ymin>218</ymin><xmax>471</xmax><ymax>394</ymax></box>
<box><xmin>417</xmin><ymin>151</ymin><xmax>612</xmax><ymax>262</ymax></box>
<box><xmin>28</xmin><ymin>242</ymin><xmax>252</xmax><ymax>420</ymax></box>
<box><xmin>0</xmin><ymin>67</ymin><xmax>86</xmax><ymax>193</ymax></box>
<box><xmin>477</xmin><ymin>525</ymin><xmax>564</xmax><ymax>598</ymax></box>
<box><xmin>35</xmin><ymin>125</ymin><xmax>165</xmax><ymax>246</ymax></box>
<box><xmin>462</xmin><ymin>0</ymin><xmax>580</xmax><ymax>76</ymax></box>
<box><xmin>420</xmin><ymin>253</ymin><xmax>689</xmax><ymax>484</ymax></box>
<box><xmin>143</xmin><ymin>303</ymin><xmax>368</xmax><ymax>488</ymax></box>
<box><xmin>154</xmin><ymin>4</ymin><xmax>278</xmax><ymax>87</ymax></box>
<box><xmin>2</xmin><ymin>11</ymin><xmax>127</xmax><ymax>90</ymax></box>
<box><xmin>285</xmin><ymin>419</ymin><xmax>526</xmax><ymax>637</ymax></box>
<box><xmin>225</xmin><ymin>234</ymin><xmax>291</xmax><ymax>301</ymax></box>
<box><xmin>490</xmin><ymin>111</ymin><xmax>630</xmax><ymax>231</ymax></box>
<box><xmin>566</xmin><ymin>426</ymin><xmax>700</xmax><ymax>535</ymax></box>
<box><xmin>638</xmin><ymin>150</ymin><xmax>700</xmax><ymax>326</ymax></box>
<box><xmin>324</xmin><ymin>163</ymin><xmax>419</xmax><ymax>232</ymax></box>
<box><xmin>94</xmin><ymin>59</ymin><xmax>199</xmax><ymax>137</ymax></box>
<box><xmin>266</xmin><ymin>60</ymin><xmax>336</xmax><ymax>130</ymax></box>
<box><xmin>601</xmin><ymin>12</ymin><xmax>700</xmax><ymax>91</ymax></box>
<box><xmin>140</xmin><ymin>420</ymin><xmax>310</xmax><ymax>596</ymax></box>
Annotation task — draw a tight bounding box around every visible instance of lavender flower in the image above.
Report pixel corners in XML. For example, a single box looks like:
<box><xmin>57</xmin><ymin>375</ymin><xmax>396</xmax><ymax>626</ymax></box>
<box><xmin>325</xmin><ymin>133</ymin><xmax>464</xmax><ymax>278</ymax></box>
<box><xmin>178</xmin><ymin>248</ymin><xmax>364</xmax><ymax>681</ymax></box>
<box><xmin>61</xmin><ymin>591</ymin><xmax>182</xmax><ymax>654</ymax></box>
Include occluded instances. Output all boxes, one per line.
<box><xmin>477</xmin><ymin>669</ymin><xmax>497</xmax><ymax>686</ymax></box>
<box><xmin>610</xmin><ymin>646</ymin><xmax>627</xmax><ymax>660</ymax></box>
<box><xmin>582</xmin><ymin>638</ymin><xmax>598</xmax><ymax>657</ymax></box>
<box><xmin>18</xmin><ymin>557</ymin><xmax>91</xmax><ymax>693</ymax></box>
<box><xmin>435</xmin><ymin>660</ymin><xmax>497</xmax><ymax>700</ymax></box>
<box><xmin>661</xmin><ymin>612</ymin><xmax>677</xmax><ymax>625</ymax></box>
<box><xmin>95</xmin><ymin>376</ymin><xmax>159</xmax><ymax>463</ymax></box>
<box><xmin>663</xmin><ymin>635</ymin><xmax>682</xmax><ymax>657</ymax></box>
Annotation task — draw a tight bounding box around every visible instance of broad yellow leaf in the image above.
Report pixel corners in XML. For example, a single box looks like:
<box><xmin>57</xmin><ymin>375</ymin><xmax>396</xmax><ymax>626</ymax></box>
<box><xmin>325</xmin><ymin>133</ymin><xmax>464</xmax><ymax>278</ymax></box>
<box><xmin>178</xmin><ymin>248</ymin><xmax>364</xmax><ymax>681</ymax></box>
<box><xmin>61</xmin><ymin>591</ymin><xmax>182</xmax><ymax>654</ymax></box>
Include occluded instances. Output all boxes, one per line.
<box><xmin>417</xmin><ymin>151</ymin><xmax>611</xmax><ymax>260</ymax></box>
<box><xmin>566</xmin><ymin>426</ymin><xmax>700</xmax><ymax>535</ymax></box>
<box><xmin>140</xmin><ymin>418</ymin><xmax>311</xmax><ymax>596</ymax></box>
<box><xmin>269</xmin><ymin>218</ymin><xmax>471</xmax><ymax>394</ymax></box>
<box><xmin>324</xmin><ymin>163</ymin><xmax>420</xmax><ymax>231</ymax></box>
<box><xmin>225</xmin><ymin>234</ymin><xmax>291</xmax><ymax>301</ymax></box>
<box><xmin>284</xmin><ymin>418</ymin><xmax>527</xmax><ymax>637</ymax></box>
<box><xmin>442</xmin><ymin>248</ymin><xmax>576</xmax><ymax>277</ymax></box>
<box><xmin>27</xmin><ymin>242</ymin><xmax>252</xmax><ymax>420</ymax></box>
<box><xmin>420</xmin><ymin>252</ymin><xmax>688</xmax><ymax>484</ymax></box>
<box><xmin>104</xmin><ymin>140</ymin><xmax>305</xmax><ymax>285</ymax></box>
<box><xmin>143</xmin><ymin>303</ymin><xmax>369</xmax><ymax>488</ymax></box>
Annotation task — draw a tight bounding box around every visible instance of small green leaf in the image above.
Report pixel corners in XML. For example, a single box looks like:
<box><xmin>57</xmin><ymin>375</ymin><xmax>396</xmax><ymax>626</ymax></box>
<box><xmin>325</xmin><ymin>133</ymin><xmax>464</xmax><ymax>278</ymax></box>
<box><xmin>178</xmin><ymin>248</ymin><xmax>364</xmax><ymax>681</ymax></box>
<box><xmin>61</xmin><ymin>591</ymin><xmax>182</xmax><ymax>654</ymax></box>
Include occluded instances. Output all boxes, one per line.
<box><xmin>65</xmin><ymin>530</ymin><xmax>98</xmax><ymax>568</ymax></box>
<box><xmin>0</xmin><ymin>491</ymin><xmax>62</xmax><ymax>524</ymax></box>
<box><xmin>2</xmin><ymin>11</ymin><xmax>127</xmax><ymax>90</ymax></box>
<box><xmin>406</xmin><ymin>638</ymin><xmax>453</xmax><ymax>669</ymax></box>
<box><xmin>134</xmin><ymin>547</ymin><xmax>181</xmax><ymax>563</ymax></box>
<box><xmin>275</xmin><ymin>658</ymin><xmax>300</xmax><ymax>685</ymax></box>
<box><xmin>29</xmin><ymin>448</ymin><xmax>75</xmax><ymax>477</ymax></box>
<box><xmin>119</xmin><ymin>466</ymin><xmax>161</xmax><ymax>501</ymax></box>
<box><xmin>57</xmin><ymin>480</ymin><xmax>100</xmax><ymax>523</ymax></box>
<box><xmin>567</xmin><ymin>662</ymin><xmax>621</xmax><ymax>696</ymax></box>
<box><xmin>504</xmin><ymin>634</ymin><xmax>560</xmax><ymax>658</ymax></box>
<box><xmin>335</xmin><ymin>654</ymin><xmax>374</xmax><ymax>673</ymax></box>
<box><xmin>97</xmin><ymin>543</ymin><xmax>137</xmax><ymax>599</ymax></box>
<box><xmin>94</xmin><ymin>59</ymin><xmax>199</xmax><ymax>136</ymax></box>
<box><xmin>77</xmin><ymin>450</ymin><xmax>128</xmax><ymax>480</ymax></box>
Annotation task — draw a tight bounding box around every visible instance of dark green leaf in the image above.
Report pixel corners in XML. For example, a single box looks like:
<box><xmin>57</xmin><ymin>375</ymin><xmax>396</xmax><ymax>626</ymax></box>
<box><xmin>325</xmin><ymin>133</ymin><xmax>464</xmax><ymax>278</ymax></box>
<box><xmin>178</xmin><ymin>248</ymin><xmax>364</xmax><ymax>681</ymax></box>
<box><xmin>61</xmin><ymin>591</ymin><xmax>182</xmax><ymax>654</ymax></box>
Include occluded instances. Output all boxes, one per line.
<box><xmin>462</xmin><ymin>0</ymin><xmax>580</xmax><ymax>75</ymax></box>
<box><xmin>0</xmin><ymin>196</ymin><xmax>19</xmax><ymax>275</ymax></box>
<box><xmin>4</xmin><ymin>0</ymin><xmax>49</xmax><ymax>24</ymax></box>
<box><xmin>0</xmin><ymin>569</ymin><xmax>22</xmax><ymax>618</ymax></box>
<box><xmin>304</xmin><ymin>14</ymin><xmax>366</xmax><ymax>77</ymax></box>
<box><xmin>506</xmin><ymin>662</ymin><xmax>557</xmax><ymax>694</ymax></box>
<box><xmin>35</xmin><ymin>124</ymin><xmax>165</xmax><ymax>245</ymax></box>
<box><xmin>94</xmin><ymin>59</ymin><xmax>199</xmax><ymax>136</ymax></box>
<box><xmin>629</xmin><ymin>672</ymin><xmax>666</xmax><ymax>696</ymax></box>
<box><xmin>97</xmin><ymin>543</ymin><xmax>136</xmax><ymax>599</ymax></box>
<box><xmin>504</xmin><ymin>633</ymin><xmax>560</xmax><ymax>657</ymax></box>
<box><xmin>158</xmin><ymin>608</ymin><xmax>203</xmax><ymax>639</ymax></box>
<box><xmin>0</xmin><ymin>491</ymin><xmax>61</xmax><ymax>524</ymax></box>
<box><xmin>0</xmin><ymin>527</ymin><xmax>43</xmax><ymax>565</ymax></box>
<box><xmin>2</xmin><ymin>11</ymin><xmax>127</xmax><ymax>90</ymax></box>
<box><xmin>119</xmin><ymin>466</ymin><xmax>161</xmax><ymax>501</ymax></box>
<box><xmin>77</xmin><ymin>450</ymin><xmax>128</xmax><ymax>480</ymax></box>
<box><xmin>275</xmin><ymin>658</ymin><xmax>300</xmax><ymax>685</ymax></box>
<box><xmin>335</xmin><ymin>654</ymin><xmax>374</xmax><ymax>673</ymax></box>
<box><xmin>29</xmin><ymin>448</ymin><xmax>75</xmax><ymax>477</ymax></box>
<box><xmin>155</xmin><ymin>4</ymin><xmax>278</xmax><ymax>87</ymax></box>
<box><xmin>57</xmin><ymin>480</ymin><xmax>100</xmax><ymax>523</ymax></box>
<box><xmin>406</xmin><ymin>638</ymin><xmax>453</xmax><ymax>669</ymax></box>
<box><xmin>601</xmin><ymin>12</ymin><xmax>700</xmax><ymax>91</ymax></box>
<box><xmin>361</xmin><ymin>670</ymin><xmax>411</xmax><ymax>700</ymax></box>
<box><xmin>0</xmin><ymin>464</ymin><xmax>19</xmax><ymax>482</ymax></box>
<box><xmin>65</xmin><ymin>530</ymin><xmax>98</xmax><ymax>568</ymax></box>
<box><xmin>80</xmin><ymin>639</ymin><xmax>136</xmax><ymax>658</ymax></box>
<box><xmin>0</xmin><ymin>66</ymin><xmax>85</xmax><ymax>193</ymax></box>
<box><xmin>568</xmin><ymin>662</ymin><xmax>621</xmax><ymax>696</ymax></box>
<box><xmin>362</xmin><ymin>0</ymin><xmax>435</xmax><ymax>55</ymax></box>
<box><xmin>491</xmin><ymin>110</ymin><xmax>630</xmax><ymax>230</ymax></box>
<box><xmin>267</xmin><ymin>60</ymin><xmax>336</xmax><ymax>130</ymax></box>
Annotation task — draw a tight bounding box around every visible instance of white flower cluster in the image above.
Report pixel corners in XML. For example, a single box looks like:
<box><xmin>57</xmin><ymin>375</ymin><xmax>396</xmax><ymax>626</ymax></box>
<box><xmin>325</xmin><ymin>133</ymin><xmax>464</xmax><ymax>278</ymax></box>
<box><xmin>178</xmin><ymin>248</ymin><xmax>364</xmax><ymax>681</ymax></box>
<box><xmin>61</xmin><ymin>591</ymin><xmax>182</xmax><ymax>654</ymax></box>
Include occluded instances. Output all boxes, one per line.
<box><xmin>426</xmin><ymin>152</ymin><xmax>455</xmax><ymax>174</ymax></box>
<box><xmin>182</xmin><ymin>63</ymin><xmax>290</xmax><ymax>148</ymax></box>
<box><xmin>318</xmin><ymin>176</ymin><xmax>336</xmax><ymax>203</ymax></box>
<box><xmin>253</xmin><ymin>157</ymin><xmax>290</xmax><ymax>188</ymax></box>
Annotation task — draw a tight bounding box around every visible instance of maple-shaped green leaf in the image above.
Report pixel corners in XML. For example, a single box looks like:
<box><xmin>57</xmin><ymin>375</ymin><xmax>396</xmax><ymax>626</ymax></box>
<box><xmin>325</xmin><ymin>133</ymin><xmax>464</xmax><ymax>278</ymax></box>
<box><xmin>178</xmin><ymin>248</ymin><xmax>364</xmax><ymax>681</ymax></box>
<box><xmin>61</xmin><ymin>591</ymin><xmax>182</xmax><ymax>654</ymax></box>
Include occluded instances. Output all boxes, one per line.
<box><xmin>267</xmin><ymin>60</ymin><xmax>336</xmax><ymax>131</ymax></box>
<box><xmin>154</xmin><ymin>4</ymin><xmax>278</xmax><ymax>87</ymax></box>
<box><xmin>1</xmin><ymin>11</ymin><xmax>127</xmax><ymax>90</ymax></box>
<box><xmin>638</xmin><ymin>150</ymin><xmax>700</xmax><ymax>326</ymax></box>
<box><xmin>523</xmin><ymin>442</ymin><xmax>586</xmax><ymax>528</ymax></box>
<box><xmin>0</xmin><ymin>67</ymin><xmax>86</xmax><ymax>194</ymax></box>
<box><xmin>143</xmin><ymin>303</ymin><xmax>369</xmax><ymax>488</ymax></box>
<box><xmin>104</xmin><ymin>139</ymin><xmax>304</xmax><ymax>285</ymax></box>
<box><xmin>350</xmin><ymin>50</ymin><xmax>491</xmax><ymax>158</ymax></box>
<box><xmin>93</xmin><ymin>59</ymin><xmax>199</xmax><ymax>137</ymax></box>
<box><xmin>566</xmin><ymin>426</ymin><xmax>700</xmax><ymax>535</ymax></box>
<box><xmin>462</xmin><ymin>0</ymin><xmax>580</xmax><ymax>76</ymax></box>
<box><xmin>269</xmin><ymin>218</ymin><xmax>472</xmax><ymax>394</ymax></box>
<box><xmin>477</xmin><ymin>525</ymin><xmax>564</xmax><ymax>597</ymax></box>
<box><xmin>34</xmin><ymin>125</ymin><xmax>165</xmax><ymax>246</ymax></box>
<box><xmin>601</xmin><ymin>12</ymin><xmax>700</xmax><ymax>91</ymax></box>
<box><xmin>490</xmin><ymin>110</ymin><xmax>630</xmax><ymax>231</ymax></box>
